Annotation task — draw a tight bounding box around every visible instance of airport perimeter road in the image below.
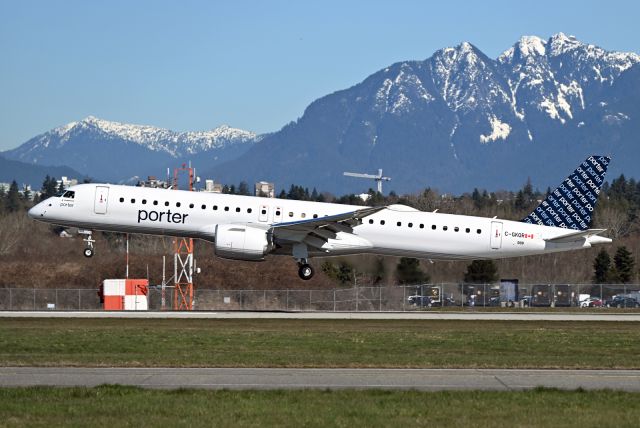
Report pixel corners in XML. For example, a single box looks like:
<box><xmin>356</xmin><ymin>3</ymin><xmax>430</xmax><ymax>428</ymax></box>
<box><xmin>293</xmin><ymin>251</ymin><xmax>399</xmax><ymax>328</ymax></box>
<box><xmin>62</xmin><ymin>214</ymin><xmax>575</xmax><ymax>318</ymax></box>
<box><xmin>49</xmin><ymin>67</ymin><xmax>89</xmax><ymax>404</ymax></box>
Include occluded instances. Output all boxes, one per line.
<box><xmin>1</xmin><ymin>368</ymin><xmax>639</xmax><ymax>391</ymax></box>
<box><xmin>2</xmin><ymin>311</ymin><xmax>640</xmax><ymax>321</ymax></box>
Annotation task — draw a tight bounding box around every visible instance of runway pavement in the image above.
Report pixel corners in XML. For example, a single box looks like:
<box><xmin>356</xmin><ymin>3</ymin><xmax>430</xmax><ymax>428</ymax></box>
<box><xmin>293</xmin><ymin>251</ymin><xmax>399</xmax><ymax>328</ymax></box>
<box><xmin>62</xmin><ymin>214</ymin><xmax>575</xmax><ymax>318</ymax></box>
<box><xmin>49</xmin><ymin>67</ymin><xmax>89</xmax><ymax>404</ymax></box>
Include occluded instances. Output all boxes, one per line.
<box><xmin>1</xmin><ymin>367</ymin><xmax>639</xmax><ymax>391</ymax></box>
<box><xmin>1</xmin><ymin>311</ymin><xmax>640</xmax><ymax>321</ymax></box>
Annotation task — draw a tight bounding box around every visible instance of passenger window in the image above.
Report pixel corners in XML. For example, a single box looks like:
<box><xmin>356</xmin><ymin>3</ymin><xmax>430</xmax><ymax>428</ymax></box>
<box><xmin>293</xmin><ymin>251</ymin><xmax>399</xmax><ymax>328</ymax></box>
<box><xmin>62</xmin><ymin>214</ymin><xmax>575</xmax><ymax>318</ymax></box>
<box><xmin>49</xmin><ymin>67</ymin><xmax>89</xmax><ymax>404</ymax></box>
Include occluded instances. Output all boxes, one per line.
<box><xmin>380</xmin><ymin>220</ymin><xmax>385</xmax><ymax>225</ymax></box>
<box><xmin>165</xmin><ymin>201</ymin><xmax>169</xmax><ymax>207</ymax></box>
<box><xmin>153</xmin><ymin>201</ymin><xmax>158</xmax><ymax>206</ymax></box>
<box><xmin>408</xmin><ymin>223</ymin><xmax>413</xmax><ymax>228</ymax></box>
<box><xmin>313</xmin><ymin>214</ymin><xmax>318</xmax><ymax>219</ymax></box>
<box><xmin>477</xmin><ymin>229</ymin><xmax>482</xmax><ymax>234</ymax></box>
<box><xmin>142</xmin><ymin>199</ymin><xmax>147</xmax><ymax>204</ymax></box>
<box><xmin>247</xmin><ymin>208</ymin><xmax>252</xmax><ymax>213</ymax></box>
<box><xmin>289</xmin><ymin>212</ymin><xmax>294</xmax><ymax>217</ymax></box>
<box><xmin>236</xmin><ymin>207</ymin><xmax>241</xmax><ymax>212</ymax></box>
<box><xmin>119</xmin><ymin>197</ymin><xmax>124</xmax><ymax>203</ymax></box>
<box><xmin>224</xmin><ymin>207</ymin><xmax>229</xmax><ymax>211</ymax></box>
<box><xmin>301</xmin><ymin>213</ymin><xmax>306</xmax><ymax>218</ymax></box>
<box><xmin>431</xmin><ymin>225</ymin><xmax>436</xmax><ymax>230</ymax></box>
<box><xmin>131</xmin><ymin>199</ymin><xmax>136</xmax><ymax>203</ymax></box>
<box><xmin>276</xmin><ymin>210</ymin><xmax>281</xmax><ymax>216</ymax></box>
<box><xmin>419</xmin><ymin>224</ymin><xmax>424</xmax><ymax>229</ymax></box>
<box><xmin>397</xmin><ymin>222</ymin><xmax>402</xmax><ymax>227</ymax></box>
<box><xmin>369</xmin><ymin>219</ymin><xmax>374</xmax><ymax>224</ymax></box>
<box><xmin>466</xmin><ymin>228</ymin><xmax>470</xmax><ymax>233</ymax></box>
<box><xmin>176</xmin><ymin>202</ymin><xmax>181</xmax><ymax>207</ymax></box>
<box><xmin>261</xmin><ymin>209</ymin><xmax>267</xmax><ymax>215</ymax></box>
<box><xmin>454</xmin><ymin>227</ymin><xmax>459</xmax><ymax>232</ymax></box>
<box><xmin>201</xmin><ymin>204</ymin><xmax>206</xmax><ymax>209</ymax></box>
<box><xmin>443</xmin><ymin>226</ymin><xmax>448</xmax><ymax>231</ymax></box>
<box><xmin>213</xmin><ymin>205</ymin><xmax>218</xmax><ymax>210</ymax></box>
<box><xmin>189</xmin><ymin>203</ymin><xmax>194</xmax><ymax>209</ymax></box>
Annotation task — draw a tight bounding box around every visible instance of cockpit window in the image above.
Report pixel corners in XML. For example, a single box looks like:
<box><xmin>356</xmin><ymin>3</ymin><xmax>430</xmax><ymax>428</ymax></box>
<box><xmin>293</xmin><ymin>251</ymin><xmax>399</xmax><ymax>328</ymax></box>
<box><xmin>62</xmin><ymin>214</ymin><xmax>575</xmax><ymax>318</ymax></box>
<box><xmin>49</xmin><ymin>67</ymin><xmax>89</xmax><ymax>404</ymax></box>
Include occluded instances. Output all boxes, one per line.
<box><xmin>55</xmin><ymin>190</ymin><xmax>66</xmax><ymax>197</ymax></box>
<box><xmin>62</xmin><ymin>191</ymin><xmax>75</xmax><ymax>199</ymax></box>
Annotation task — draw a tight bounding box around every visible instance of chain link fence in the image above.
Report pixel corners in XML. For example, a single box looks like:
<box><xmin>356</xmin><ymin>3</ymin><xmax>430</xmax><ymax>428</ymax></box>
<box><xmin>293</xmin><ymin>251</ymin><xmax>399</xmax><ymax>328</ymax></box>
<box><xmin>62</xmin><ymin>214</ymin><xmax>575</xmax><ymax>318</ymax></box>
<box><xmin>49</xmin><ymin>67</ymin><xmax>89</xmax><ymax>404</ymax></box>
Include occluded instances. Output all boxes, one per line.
<box><xmin>1</xmin><ymin>283</ymin><xmax>640</xmax><ymax>311</ymax></box>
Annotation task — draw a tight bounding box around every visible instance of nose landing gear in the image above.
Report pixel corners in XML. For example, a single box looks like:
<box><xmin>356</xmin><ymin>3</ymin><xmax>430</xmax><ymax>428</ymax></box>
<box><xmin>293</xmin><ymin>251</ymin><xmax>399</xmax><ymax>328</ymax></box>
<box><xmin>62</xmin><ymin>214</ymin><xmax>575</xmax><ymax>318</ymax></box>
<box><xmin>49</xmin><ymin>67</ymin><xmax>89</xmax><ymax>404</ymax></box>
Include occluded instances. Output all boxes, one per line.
<box><xmin>79</xmin><ymin>230</ymin><xmax>95</xmax><ymax>258</ymax></box>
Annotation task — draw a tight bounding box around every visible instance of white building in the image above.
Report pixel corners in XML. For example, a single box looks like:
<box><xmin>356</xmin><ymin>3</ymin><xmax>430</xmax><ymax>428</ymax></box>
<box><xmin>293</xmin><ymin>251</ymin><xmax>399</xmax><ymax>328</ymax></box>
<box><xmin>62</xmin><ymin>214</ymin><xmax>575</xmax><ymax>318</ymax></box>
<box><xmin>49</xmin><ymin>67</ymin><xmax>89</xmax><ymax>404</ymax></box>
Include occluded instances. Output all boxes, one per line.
<box><xmin>255</xmin><ymin>181</ymin><xmax>275</xmax><ymax>198</ymax></box>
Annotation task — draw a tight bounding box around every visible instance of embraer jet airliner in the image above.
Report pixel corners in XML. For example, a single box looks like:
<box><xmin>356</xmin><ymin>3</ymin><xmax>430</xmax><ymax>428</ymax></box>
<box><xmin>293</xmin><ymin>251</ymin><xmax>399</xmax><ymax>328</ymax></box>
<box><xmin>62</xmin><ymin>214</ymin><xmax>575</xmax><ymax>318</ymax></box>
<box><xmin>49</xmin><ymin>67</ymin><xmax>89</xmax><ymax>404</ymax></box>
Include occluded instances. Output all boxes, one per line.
<box><xmin>28</xmin><ymin>156</ymin><xmax>612</xmax><ymax>280</ymax></box>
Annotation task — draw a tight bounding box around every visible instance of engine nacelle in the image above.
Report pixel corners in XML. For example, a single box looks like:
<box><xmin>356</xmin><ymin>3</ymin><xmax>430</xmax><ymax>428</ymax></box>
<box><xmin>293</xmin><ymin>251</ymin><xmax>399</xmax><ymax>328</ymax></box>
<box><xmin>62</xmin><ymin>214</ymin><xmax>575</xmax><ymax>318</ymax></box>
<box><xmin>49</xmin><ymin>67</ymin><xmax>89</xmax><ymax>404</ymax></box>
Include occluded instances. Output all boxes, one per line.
<box><xmin>214</xmin><ymin>224</ymin><xmax>273</xmax><ymax>261</ymax></box>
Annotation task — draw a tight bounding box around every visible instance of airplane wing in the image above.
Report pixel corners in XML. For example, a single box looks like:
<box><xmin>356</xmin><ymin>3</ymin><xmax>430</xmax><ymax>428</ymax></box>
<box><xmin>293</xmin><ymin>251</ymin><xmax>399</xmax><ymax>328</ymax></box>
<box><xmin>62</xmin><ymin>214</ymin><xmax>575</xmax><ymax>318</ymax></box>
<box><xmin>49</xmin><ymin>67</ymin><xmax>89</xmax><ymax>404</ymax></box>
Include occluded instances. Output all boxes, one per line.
<box><xmin>544</xmin><ymin>229</ymin><xmax>607</xmax><ymax>244</ymax></box>
<box><xmin>269</xmin><ymin>206</ymin><xmax>386</xmax><ymax>249</ymax></box>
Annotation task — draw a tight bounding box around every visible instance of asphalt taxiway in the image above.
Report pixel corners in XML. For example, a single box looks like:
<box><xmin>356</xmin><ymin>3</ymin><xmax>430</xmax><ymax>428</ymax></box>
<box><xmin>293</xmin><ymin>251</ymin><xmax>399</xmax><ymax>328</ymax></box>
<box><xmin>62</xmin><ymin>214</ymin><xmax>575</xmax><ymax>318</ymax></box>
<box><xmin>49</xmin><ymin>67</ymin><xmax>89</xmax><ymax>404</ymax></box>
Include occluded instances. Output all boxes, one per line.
<box><xmin>1</xmin><ymin>367</ymin><xmax>639</xmax><ymax>391</ymax></box>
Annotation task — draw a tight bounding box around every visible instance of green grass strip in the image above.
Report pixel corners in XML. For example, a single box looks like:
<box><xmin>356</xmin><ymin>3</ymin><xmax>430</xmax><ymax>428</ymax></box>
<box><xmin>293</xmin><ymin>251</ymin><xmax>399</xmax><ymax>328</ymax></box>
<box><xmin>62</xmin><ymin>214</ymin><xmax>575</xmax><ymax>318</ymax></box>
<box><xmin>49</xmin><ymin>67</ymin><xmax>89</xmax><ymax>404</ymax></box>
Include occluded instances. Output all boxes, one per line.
<box><xmin>1</xmin><ymin>318</ymin><xmax>638</xmax><ymax>368</ymax></box>
<box><xmin>1</xmin><ymin>386</ymin><xmax>639</xmax><ymax>428</ymax></box>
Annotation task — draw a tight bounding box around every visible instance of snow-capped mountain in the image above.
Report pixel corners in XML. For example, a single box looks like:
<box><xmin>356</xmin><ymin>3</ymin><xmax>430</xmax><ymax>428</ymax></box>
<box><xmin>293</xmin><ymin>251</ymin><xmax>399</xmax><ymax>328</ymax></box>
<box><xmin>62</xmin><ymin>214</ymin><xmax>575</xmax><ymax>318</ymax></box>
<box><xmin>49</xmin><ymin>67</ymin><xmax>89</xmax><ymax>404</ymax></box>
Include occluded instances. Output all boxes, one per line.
<box><xmin>5</xmin><ymin>33</ymin><xmax>639</xmax><ymax>194</ymax></box>
<box><xmin>4</xmin><ymin>116</ymin><xmax>261</xmax><ymax>182</ymax></box>
<box><xmin>210</xmin><ymin>33</ymin><xmax>640</xmax><ymax>193</ymax></box>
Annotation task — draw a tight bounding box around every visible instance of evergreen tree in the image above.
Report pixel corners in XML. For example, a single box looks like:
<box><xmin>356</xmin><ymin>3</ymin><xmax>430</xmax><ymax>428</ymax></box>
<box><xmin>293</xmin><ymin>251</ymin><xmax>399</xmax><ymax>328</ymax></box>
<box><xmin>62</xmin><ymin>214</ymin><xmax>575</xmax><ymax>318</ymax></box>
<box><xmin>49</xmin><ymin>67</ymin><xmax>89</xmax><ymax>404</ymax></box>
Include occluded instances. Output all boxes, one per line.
<box><xmin>237</xmin><ymin>181</ymin><xmax>251</xmax><ymax>196</ymax></box>
<box><xmin>614</xmin><ymin>246</ymin><xmax>635</xmax><ymax>283</ymax></box>
<box><xmin>514</xmin><ymin>190</ymin><xmax>526</xmax><ymax>211</ymax></box>
<box><xmin>57</xmin><ymin>179</ymin><xmax>65</xmax><ymax>193</ymax></box>
<box><xmin>21</xmin><ymin>185</ymin><xmax>31</xmax><ymax>201</ymax></box>
<box><xmin>464</xmin><ymin>260</ymin><xmax>498</xmax><ymax>284</ymax></box>
<box><xmin>593</xmin><ymin>249</ymin><xmax>611</xmax><ymax>284</ymax></box>
<box><xmin>396</xmin><ymin>257</ymin><xmax>427</xmax><ymax>284</ymax></box>
<box><xmin>6</xmin><ymin>180</ymin><xmax>21</xmax><ymax>212</ymax></box>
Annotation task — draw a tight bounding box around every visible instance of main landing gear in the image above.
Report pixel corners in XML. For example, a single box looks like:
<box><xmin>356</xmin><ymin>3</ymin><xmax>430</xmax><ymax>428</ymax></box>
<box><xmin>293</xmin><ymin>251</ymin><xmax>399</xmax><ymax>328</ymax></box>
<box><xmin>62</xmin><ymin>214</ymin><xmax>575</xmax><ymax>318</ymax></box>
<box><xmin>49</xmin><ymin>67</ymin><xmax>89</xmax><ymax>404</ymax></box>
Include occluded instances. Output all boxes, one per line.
<box><xmin>298</xmin><ymin>262</ymin><xmax>314</xmax><ymax>281</ymax></box>
<box><xmin>79</xmin><ymin>229</ymin><xmax>95</xmax><ymax>258</ymax></box>
<box><xmin>293</xmin><ymin>243</ymin><xmax>314</xmax><ymax>280</ymax></box>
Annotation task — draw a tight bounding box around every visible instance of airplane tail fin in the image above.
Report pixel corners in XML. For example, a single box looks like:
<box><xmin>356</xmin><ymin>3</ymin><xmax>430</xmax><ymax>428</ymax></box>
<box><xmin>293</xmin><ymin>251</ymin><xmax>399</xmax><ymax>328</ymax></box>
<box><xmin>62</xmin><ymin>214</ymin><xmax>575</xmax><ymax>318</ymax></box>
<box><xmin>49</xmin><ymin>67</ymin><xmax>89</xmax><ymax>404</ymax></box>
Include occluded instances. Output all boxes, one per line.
<box><xmin>521</xmin><ymin>156</ymin><xmax>611</xmax><ymax>231</ymax></box>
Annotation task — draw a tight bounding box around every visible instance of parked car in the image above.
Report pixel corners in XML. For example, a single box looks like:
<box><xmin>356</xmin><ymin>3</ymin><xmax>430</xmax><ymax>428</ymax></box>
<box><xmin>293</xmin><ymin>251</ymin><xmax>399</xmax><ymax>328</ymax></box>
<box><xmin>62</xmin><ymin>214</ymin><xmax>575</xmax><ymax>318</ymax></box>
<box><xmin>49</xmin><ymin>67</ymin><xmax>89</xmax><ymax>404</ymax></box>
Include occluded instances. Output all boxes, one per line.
<box><xmin>407</xmin><ymin>295</ymin><xmax>432</xmax><ymax>307</ymax></box>
<box><xmin>431</xmin><ymin>297</ymin><xmax>457</xmax><ymax>307</ymax></box>
<box><xmin>580</xmin><ymin>297</ymin><xmax>603</xmax><ymax>308</ymax></box>
<box><xmin>604</xmin><ymin>296</ymin><xmax>640</xmax><ymax>308</ymax></box>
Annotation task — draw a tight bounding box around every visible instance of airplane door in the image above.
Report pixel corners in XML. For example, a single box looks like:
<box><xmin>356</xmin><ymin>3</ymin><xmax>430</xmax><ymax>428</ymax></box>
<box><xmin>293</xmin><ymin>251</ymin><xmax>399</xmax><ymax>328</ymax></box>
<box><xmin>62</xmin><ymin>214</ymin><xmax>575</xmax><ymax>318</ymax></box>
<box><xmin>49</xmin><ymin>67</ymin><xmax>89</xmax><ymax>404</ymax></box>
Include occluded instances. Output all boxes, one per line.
<box><xmin>490</xmin><ymin>221</ymin><xmax>503</xmax><ymax>249</ymax></box>
<box><xmin>274</xmin><ymin>206</ymin><xmax>283</xmax><ymax>223</ymax></box>
<box><xmin>94</xmin><ymin>186</ymin><xmax>109</xmax><ymax>214</ymax></box>
<box><xmin>259</xmin><ymin>205</ymin><xmax>269</xmax><ymax>222</ymax></box>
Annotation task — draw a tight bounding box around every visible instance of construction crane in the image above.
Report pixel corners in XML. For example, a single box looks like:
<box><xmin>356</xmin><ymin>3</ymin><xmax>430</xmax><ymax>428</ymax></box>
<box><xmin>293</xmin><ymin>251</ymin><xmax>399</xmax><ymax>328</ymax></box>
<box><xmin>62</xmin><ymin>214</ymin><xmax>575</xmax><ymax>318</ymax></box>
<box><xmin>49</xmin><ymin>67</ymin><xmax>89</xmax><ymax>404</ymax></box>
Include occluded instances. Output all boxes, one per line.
<box><xmin>343</xmin><ymin>169</ymin><xmax>391</xmax><ymax>194</ymax></box>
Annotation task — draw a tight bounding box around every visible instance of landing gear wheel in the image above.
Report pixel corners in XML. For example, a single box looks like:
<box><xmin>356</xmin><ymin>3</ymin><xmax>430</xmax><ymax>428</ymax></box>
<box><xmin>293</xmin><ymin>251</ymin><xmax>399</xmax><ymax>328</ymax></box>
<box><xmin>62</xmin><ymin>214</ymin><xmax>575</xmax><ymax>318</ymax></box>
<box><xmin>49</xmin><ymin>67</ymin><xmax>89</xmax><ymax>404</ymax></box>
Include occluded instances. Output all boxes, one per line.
<box><xmin>298</xmin><ymin>263</ymin><xmax>314</xmax><ymax>280</ymax></box>
<box><xmin>83</xmin><ymin>248</ymin><xmax>94</xmax><ymax>258</ymax></box>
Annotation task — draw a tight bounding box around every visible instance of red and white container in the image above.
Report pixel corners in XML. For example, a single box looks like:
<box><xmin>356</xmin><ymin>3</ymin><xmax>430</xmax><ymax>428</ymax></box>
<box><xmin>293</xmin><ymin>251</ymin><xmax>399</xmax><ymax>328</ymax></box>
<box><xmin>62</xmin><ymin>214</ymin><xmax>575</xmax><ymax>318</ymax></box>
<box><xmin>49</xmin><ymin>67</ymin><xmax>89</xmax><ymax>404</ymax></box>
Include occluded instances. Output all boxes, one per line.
<box><xmin>102</xmin><ymin>279</ymin><xmax>149</xmax><ymax>311</ymax></box>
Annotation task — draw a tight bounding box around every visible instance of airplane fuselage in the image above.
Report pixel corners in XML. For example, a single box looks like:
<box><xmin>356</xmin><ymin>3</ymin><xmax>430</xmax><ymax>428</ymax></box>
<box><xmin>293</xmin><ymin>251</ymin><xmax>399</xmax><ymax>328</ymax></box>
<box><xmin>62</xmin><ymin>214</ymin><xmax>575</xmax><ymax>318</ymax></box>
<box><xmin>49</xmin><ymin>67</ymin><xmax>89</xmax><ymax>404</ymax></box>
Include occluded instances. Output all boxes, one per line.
<box><xmin>28</xmin><ymin>183</ymin><xmax>603</xmax><ymax>261</ymax></box>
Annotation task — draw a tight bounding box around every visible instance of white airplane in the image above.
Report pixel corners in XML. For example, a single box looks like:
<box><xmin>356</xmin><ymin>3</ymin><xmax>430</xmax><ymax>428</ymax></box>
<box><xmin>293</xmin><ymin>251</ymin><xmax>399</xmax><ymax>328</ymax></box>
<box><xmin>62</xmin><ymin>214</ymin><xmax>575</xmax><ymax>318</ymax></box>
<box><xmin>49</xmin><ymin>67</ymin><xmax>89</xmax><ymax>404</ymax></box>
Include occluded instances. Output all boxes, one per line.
<box><xmin>28</xmin><ymin>156</ymin><xmax>612</xmax><ymax>280</ymax></box>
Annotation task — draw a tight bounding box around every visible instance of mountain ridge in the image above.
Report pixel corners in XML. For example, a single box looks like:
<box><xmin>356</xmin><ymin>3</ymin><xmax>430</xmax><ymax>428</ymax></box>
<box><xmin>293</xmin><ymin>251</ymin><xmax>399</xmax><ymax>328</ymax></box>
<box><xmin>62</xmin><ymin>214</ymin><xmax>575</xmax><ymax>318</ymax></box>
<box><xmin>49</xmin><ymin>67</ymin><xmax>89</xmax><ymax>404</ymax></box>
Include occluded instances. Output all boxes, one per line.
<box><xmin>3</xmin><ymin>116</ymin><xmax>262</xmax><ymax>183</ymax></box>
<box><xmin>4</xmin><ymin>33</ymin><xmax>639</xmax><ymax>194</ymax></box>
<box><xmin>207</xmin><ymin>32</ymin><xmax>639</xmax><ymax>193</ymax></box>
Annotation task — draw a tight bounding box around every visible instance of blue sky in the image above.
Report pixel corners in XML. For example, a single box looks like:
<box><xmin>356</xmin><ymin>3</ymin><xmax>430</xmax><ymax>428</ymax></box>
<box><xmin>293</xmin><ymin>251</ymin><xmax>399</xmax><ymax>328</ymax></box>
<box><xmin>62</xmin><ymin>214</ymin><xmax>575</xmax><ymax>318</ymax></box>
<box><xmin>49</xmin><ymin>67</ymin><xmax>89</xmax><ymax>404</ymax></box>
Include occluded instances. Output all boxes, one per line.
<box><xmin>1</xmin><ymin>0</ymin><xmax>638</xmax><ymax>151</ymax></box>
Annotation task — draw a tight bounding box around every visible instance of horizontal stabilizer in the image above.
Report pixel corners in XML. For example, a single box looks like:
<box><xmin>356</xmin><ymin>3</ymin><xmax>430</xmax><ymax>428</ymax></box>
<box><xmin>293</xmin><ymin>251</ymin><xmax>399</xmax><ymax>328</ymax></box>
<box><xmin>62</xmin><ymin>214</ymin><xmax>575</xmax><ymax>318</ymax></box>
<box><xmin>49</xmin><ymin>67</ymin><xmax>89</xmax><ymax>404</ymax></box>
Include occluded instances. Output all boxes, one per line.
<box><xmin>544</xmin><ymin>229</ymin><xmax>609</xmax><ymax>244</ymax></box>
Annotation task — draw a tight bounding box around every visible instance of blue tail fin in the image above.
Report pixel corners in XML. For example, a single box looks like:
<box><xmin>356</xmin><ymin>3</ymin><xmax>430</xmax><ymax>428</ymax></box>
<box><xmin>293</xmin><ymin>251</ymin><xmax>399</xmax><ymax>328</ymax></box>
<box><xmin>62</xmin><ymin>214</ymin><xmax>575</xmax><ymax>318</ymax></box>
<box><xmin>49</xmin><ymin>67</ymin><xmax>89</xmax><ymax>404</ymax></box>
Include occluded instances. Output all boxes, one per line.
<box><xmin>521</xmin><ymin>156</ymin><xmax>611</xmax><ymax>230</ymax></box>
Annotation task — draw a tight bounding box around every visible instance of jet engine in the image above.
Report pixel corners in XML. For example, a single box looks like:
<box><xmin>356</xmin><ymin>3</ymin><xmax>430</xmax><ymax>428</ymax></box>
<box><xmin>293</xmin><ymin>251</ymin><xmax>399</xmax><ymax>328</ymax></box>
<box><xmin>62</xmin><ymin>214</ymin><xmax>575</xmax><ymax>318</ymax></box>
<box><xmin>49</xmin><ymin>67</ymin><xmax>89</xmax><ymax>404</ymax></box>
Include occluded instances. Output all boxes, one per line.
<box><xmin>214</xmin><ymin>224</ymin><xmax>273</xmax><ymax>261</ymax></box>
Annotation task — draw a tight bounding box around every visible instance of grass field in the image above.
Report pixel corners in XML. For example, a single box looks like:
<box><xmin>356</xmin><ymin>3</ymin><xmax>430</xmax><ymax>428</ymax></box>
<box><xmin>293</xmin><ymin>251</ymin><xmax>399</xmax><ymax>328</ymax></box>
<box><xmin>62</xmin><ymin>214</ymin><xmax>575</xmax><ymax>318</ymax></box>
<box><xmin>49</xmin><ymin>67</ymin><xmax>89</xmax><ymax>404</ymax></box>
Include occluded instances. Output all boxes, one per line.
<box><xmin>1</xmin><ymin>318</ymin><xmax>638</xmax><ymax>368</ymax></box>
<box><xmin>1</xmin><ymin>386</ymin><xmax>639</xmax><ymax>427</ymax></box>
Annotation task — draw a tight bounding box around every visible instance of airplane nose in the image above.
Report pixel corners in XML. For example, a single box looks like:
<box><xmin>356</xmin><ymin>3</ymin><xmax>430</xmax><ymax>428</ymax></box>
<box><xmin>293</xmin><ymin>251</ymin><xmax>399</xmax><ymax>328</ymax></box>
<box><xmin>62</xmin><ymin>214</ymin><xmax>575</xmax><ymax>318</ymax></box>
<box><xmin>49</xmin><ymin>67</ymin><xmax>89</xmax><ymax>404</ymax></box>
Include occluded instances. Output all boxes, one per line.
<box><xmin>28</xmin><ymin>203</ymin><xmax>44</xmax><ymax>219</ymax></box>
